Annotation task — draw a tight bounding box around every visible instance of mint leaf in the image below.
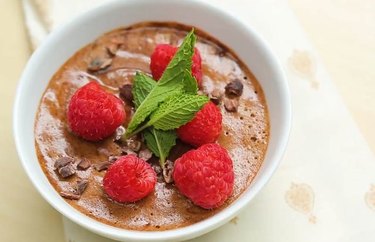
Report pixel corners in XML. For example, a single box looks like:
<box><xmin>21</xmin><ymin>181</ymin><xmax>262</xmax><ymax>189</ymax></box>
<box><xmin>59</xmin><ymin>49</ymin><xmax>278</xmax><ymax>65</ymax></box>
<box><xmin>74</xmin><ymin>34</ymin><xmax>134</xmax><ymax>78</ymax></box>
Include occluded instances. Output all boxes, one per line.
<box><xmin>132</xmin><ymin>74</ymin><xmax>177</xmax><ymax>165</ymax></box>
<box><xmin>133</xmin><ymin>73</ymin><xmax>177</xmax><ymax>167</ymax></box>
<box><xmin>132</xmin><ymin>73</ymin><xmax>156</xmax><ymax>108</ymax></box>
<box><xmin>125</xmin><ymin>30</ymin><xmax>197</xmax><ymax>137</ymax></box>
<box><xmin>147</xmin><ymin>93</ymin><xmax>209</xmax><ymax>130</ymax></box>
<box><xmin>158</xmin><ymin>30</ymin><xmax>196</xmax><ymax>88</ymax></box>
<box><xmin>125</xmin><ymin>84</ymin><xmax>182</xmax><ymax>136</ymax></box>
<box><xmin>143</xmin><ymin>128</ymin><xmax>177</xmax><ymax>167</ymax></box>
<box><xmin>182</xmin><ymin>69</ymin><xmax>198</xmax><ymax>94</ymax></box>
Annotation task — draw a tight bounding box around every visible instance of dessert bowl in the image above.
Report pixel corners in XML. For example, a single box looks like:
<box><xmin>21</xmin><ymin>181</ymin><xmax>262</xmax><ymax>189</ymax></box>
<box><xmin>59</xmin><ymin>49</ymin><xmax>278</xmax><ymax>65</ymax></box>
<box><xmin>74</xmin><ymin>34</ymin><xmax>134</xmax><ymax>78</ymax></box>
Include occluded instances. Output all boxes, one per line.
<box><xmin>13</xmin><ymin>0</ymin><xmax>291</xmax><ymax>241</ymax></box>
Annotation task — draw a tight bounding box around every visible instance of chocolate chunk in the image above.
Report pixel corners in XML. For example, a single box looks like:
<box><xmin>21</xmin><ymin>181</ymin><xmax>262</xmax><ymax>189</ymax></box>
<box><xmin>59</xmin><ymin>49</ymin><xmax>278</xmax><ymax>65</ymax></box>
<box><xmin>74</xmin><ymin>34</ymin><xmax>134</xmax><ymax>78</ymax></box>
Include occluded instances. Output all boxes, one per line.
<box><xmin>224</xmin><ymin>98</ymin><xmax>239</xmax><ymax>112</ymax></box>
<box><xmin>126</xmin><ymin>138</ymin><xmax>141</xmax><ymax>152</ymax></box>
<box><xmin>106</xmin><ymin>44</ymin><xmax>119</xmax><ymax>57</ymax></box>
<box><xmin>87</xmin><ymin>58</ymin><xmax>112</xmax><ymax>72</ymax></box>
<box><xmin>108</xmin><ymin>155</ymin><xmax>118</xmax><ymax>163</ymax></box>
<box><xmin>209</xmin><ymin>89</ymin><xmax>222</xmax><ymax>105</ymax></box>
<box><xmin>121</xmin><ymin>147</ymin><xmax>137</xmax><ymax>156</ymax></box>
<box><xmin>60</xmin><ymin>191</ymin><xmax>80</xmax><ymax>200</ymax></box>
<box><xmin>225</xmin><ymin>79</ymin><xmax>243</xmax><ymax>97</ymax></box>
<box><xmin>210</xmin><ymin>98</ymin><xmax>220</xmax><ymax>105</ymax></box>
<box><xmin>54</xmin><ymin>157</ymin><xmax>74</xmax><ymax>169</ymax></box>
<box><xmin>58</xmin><ymin>163</ymin><xmax>76</xmax><ymax>178</ymax></box>
<box><xmin>93</xmin><ymin>161</ymin><xmax>112</xmax><ymax>171</ymax></box>
<box><xmin>114</xmin><ymin>126</ymin><xmax>126</xmax><ymax>141</ymax></box>
<box><xmin>54</xmin><ymin>156</ymin><xmax>76</xmax><ymax>178</ymax></box>
<box><xmin>75</xmin><ymin>179</ymin><xmax>88</xmax><ymax>195</ymax></box>
<box><xmin>87</xmin><ymin>58</ymin><xmax>103</xmax><ymax>72</ymax></box>
<box><xmin>139</xmin><ymin>148</ymin><xmax>152</xmax><ymax>161</ymax></box>
<box><xmin>162</xmin><ymin>160</ymin><xmax>174</xmax><ymax>183</ymax></box>
<box><xmin>77</xmin><ymin>158</ymin><xmax>91</xmax><ymax>170</ymax></box>
<box><xmin>119</xmin><ymin>84</ymin><xmax>133</xmax><ymax>104</ymax></box>
<box><xmin>152</xmin><ymin>164</ymin><xmax>162</xmax><ymax>175</ymax></box>
<box><xmin>217</xmin><ymin>49</ymin><xmax>226</xmax><ymax>57</ymax></box>
<box><xmin>100</xmin><ymin>58</ymin><xmax>113</xmax><ymax>68</ymax></box>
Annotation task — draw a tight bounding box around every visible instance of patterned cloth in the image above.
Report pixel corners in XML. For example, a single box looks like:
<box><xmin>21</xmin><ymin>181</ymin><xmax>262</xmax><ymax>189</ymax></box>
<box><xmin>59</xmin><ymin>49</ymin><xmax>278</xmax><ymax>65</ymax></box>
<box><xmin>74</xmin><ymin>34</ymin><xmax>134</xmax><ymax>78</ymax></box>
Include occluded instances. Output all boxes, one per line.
<box><xmin>22</xmin><ymin>0</ymin><xmax>375</xmax><ymax>241</ymax></box>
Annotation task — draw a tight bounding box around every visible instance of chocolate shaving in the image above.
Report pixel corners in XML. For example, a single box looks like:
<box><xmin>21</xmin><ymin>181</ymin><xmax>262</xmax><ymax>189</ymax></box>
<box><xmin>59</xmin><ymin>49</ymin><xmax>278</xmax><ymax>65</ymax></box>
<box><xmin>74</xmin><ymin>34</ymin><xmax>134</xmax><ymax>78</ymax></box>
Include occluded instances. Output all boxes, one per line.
<box><xmin>114</xmin><ymin>126</ymin><xmax>126</xmax><ymax>141</ymax></box>
<box><xmin>210</xmin><ymin>98</ymin><xmax>221</xmax><ymax>105</ymax></box>
<box><xmin>126</xmin><ymin>138</ymin><xmax>141</xmax><ymax>152</ymax></box>
<box><xmin>58</xmin><ymin>163</ymin><xmax>76</xmax><ymax>178</ymax></box>
<box><xmin>209</xmin><ymin>89</ymin><xmax>222</xmax><ymax>105</ymax></box>
<box><xmin>77</xmin><ymin>158</ymin><xmax>91</xmax><ymax>170</ymax></box>
<box><xmin>108</xmin><ymin>155</ymin><xmax>118</xmax><ymax>163</ymax></box>
<box><xmin>224</xmin><ymin>98</ymin><xmax>239</xmax><ymax>112</ymax></box>
<box><xmin>121</xmin><ymin>147</ymin><xmax>137</xmax><ymax>156</ymax></box>
<box><xmin>106</xmin><ymin>44</ymin><xmax>119</xmax><ymax>57</ymax></box>
<box><xmin>87</xmin><ymin>58</ymin><xmax>112</xmax><ymax>72</ymax></box>
<box><xmin>75</xmin><ymin>179</ymin><xmax>88</xmax><ymax>195</ymax></box>
<box><xmin>225</xmin><ymin>79</ymin><xmax>243</xmax><ymax>97</ymax></box>
<box><xmin>217</xmin><ymin>49</ymin><xmax>226</xmax><ymax>57</ymax></box>
<box><xmin>139</xmin><ymin>148</ymin><xmax>152</xmax><ymax>161</ymax></box>
<box><xmin>163</xmin><ymin>160</ymin><xmax>174</xmax><ymax>183</ymax></box>
<box><xmin>93</xmin><ymin>161</ymin><xmax>112</xmax><ymax>171</ymax></box>
<box><xmin>60</xmin><ymin>191</ymin><xmax>80</xmax><ymax>200</ymax></box>
<box><xmin>54</xmin><ymin>157</ymin><xmax>74</xmax><ymax>169</ymax></box>
<box><xmin>100</xmin><ymin>58</ymin><xmax>113</xmax><ymax>69</ymax></box>
<box><xmin>119</xmin><ymin>84</ymin><xmax>133</xmax><ymax>104</ymax></box>
<box><xmin>152</xmin><ymin>164</ymin><xmax>162</xmax><ymax>175</ymax></box>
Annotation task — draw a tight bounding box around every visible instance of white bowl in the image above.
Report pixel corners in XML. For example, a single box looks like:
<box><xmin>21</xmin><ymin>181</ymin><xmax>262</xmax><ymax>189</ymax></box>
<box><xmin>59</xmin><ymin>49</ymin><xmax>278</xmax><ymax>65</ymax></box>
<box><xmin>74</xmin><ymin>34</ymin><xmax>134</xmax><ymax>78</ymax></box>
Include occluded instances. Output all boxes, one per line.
<box><xmin>13</xmin><ymin>0</ymin><xmax>291</xmax><ymax>241</ymax></box>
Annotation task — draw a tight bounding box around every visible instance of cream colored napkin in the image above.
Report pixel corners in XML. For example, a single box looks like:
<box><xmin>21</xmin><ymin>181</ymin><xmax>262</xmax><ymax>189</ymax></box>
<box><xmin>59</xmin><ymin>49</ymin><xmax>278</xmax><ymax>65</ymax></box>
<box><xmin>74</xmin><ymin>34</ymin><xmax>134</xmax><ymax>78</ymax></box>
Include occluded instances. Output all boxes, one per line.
<box><xmin>23</xmin><ymin>0</ymin><xmax>375</xmax><ymax>241</ymax></box>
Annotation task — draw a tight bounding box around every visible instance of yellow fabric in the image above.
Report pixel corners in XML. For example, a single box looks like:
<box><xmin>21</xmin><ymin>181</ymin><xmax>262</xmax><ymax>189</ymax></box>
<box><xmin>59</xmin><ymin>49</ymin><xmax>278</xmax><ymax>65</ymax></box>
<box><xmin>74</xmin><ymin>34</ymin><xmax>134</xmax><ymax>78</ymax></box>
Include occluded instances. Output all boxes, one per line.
<box><xmin>1</xmin><ymin>0</ymin><xmax>374</xmax><ymax>241</ymax></box>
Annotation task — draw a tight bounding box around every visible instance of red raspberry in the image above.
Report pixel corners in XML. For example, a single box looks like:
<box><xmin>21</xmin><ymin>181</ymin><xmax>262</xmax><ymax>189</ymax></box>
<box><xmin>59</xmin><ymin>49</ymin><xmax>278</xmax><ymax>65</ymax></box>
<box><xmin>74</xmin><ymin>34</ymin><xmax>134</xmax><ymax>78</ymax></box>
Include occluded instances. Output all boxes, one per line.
<box><xmin>150</xmin><ymin>44</ymin><xmax>202</xmax><ymax>86</ymax></box>
<box><xmin>103</xmin><ymin>155</ymin><xmax>157</xmax><ymax>203</ymax></box>
<box><xmin>67</xmin><ymin>82</ymin><xmax>125</xmax><ymax>141</ymax></box>
<box><xmin>173</xmin><ymin>143</ymin><xmax>234</xmax><ymax>209</ymax></box>
<box><xmin>177</xmin><ymin>102</ymin><xmax>222</xmax><ymax>147</ymax></box>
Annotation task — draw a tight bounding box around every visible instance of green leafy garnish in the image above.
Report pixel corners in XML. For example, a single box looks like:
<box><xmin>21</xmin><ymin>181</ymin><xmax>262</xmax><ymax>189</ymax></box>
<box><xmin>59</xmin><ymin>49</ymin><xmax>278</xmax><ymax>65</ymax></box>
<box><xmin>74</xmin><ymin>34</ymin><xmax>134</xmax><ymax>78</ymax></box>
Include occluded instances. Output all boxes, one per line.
<box><xmin>132</xmin><ymin>73</ymin><xmax>156</xmax><ymax>108</ymax></box>
<box><xmin>143</xmin><ymin>128</ymin><xmax>177</xmax><ymax>167</ymax></box>
<box><xmin>181</xmin><ymin>69</ymin><xmax>198</xmax><ymax>94</ymax></box>
<box><xmin>126</xmin><ymin>84</ymin><xmax>182</xmax><ymax>136</ymax></box>
<box><xmin>126</xmin><ymin>93</ymin><xmax>208</xmax><ymax>136</ymax></box>
<box><xmin>125</xmin><ymin>30</ymin><xmax>197</xmax><ymax>137</ymax></box>
<box><xmin>129</xmin><ymin>72</ymin><xmax>177</xmax><ymax>165</ymax></box>
<box><xmin>147</xmin><ymin>93</ymin><xmax>209</xmax><ymax>130</ymax></box>
<box><xmin>122</xmin><ymin>29</ymin><xmax>209</xmax><ymax>173</ymax></box>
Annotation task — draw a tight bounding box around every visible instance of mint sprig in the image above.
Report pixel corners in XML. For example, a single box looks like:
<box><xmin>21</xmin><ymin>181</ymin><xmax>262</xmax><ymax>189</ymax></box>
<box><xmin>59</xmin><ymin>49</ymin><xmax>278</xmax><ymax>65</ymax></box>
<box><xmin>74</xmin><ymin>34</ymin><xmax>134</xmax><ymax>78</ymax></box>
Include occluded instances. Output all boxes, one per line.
<box><xmin>126</xmin><ymin>93</ymin><xmax>208</xmax><ymax>136</ymax></box>
<box><xmin>129</xmin><ymin>73</ymin><xmax>177</xmax><ymax>166</ymax></box>
<box><xmin>147</xmin><ymin>93</ymin><xmax>208</xmax><ymax>130</ymax></box>
<box><xmin>122</xmin><ymin>30</ymin><xmax>210</xmax><ymax>174</ymax></box>
<box><xmin>125</xmin><ymin>30</ymin><xmax>197</xmax><ymax>137</ymax></box>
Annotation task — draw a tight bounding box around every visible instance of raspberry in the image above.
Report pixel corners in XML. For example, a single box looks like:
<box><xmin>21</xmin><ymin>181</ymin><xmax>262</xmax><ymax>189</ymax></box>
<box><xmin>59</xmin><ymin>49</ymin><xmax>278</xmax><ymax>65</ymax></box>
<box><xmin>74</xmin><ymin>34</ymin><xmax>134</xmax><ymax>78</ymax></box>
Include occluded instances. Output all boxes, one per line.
<box><xmin>67</xmin><ymin>82</ymin><xmax>125</xmax><ymax>141</ymax></box>
<box><xmin>103</xmin><ymin>155</ymin><xmax>157</xmax><ymax>203</ymax></box>
<box><xmin>173</xmin><ymin>143</ymin><xmax>234</xmax><ymax>209</ymax></box>
<box><xmin>150</xmin><ymin>44</ymin><xmax>202</xmax><ymax>86</ymax></box>
<box><xmin>177</xmin><ymin>102</ymin><xmax>222</xmax><ymax>147</ymax></box>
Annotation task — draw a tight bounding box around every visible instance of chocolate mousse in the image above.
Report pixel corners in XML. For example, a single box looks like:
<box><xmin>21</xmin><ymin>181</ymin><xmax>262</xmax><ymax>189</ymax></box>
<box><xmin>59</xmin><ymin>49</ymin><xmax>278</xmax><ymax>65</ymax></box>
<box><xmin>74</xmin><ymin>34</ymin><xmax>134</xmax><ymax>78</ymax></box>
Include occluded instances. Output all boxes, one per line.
<box><xmin>34</xmin><ymin>22</ymin><xmax>269</xmax><ymax>231</ymax></box>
